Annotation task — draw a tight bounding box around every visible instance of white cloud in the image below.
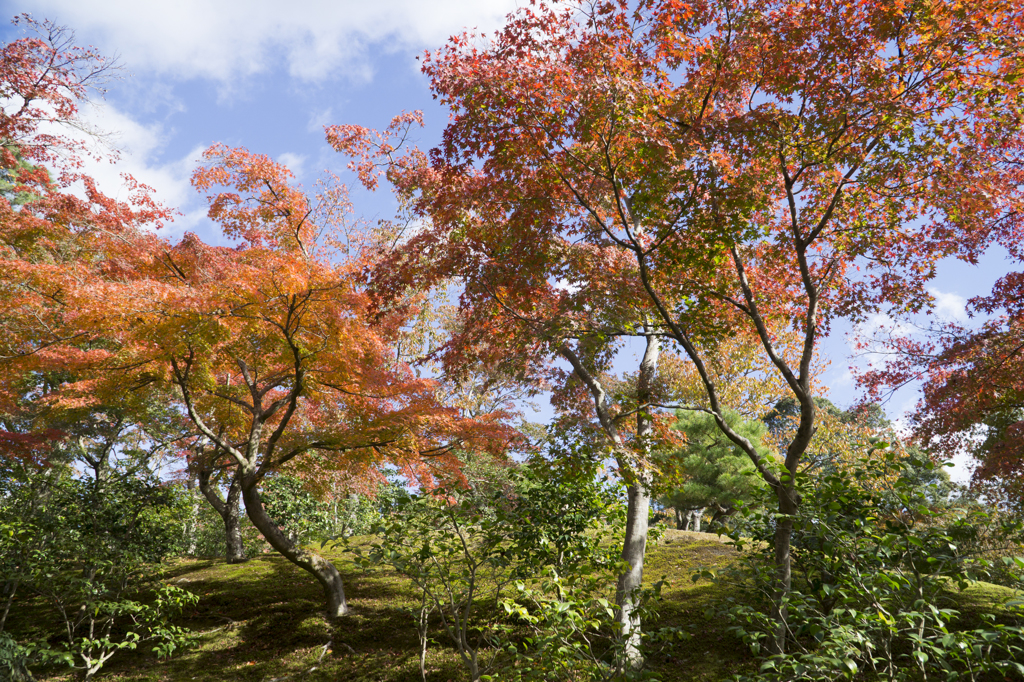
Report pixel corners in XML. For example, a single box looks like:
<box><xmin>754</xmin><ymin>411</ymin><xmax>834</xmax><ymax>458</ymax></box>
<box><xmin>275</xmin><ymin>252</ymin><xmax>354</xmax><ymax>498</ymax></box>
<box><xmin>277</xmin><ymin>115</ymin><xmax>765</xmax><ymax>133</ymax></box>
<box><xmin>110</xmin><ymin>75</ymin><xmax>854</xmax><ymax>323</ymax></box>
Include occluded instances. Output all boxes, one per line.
<box><xmin>22</xmin><ymin>0</ymin><xmax>518</xmax><ymax>83</ymax></box>
<box><xmin>553</xmin><ymin>278</ymin><xmax>582</xmax><ymax>295</ymax></box>
<box><xmin>46</xmin><ymin>101</ymin><xmax>207</xmax><ymax>236</ymax></box>
<box><xmin>277</xmin><ymin>152</ymin><xmax>307</xmax><ymax>180</ymax></box>
<box><xmin>927</xmin><ymin>286</ymin><xmax>969</xmax><ymax>322</ymax></box>
<box><xmin>307</xmin><ymin>107</ymin><xmax>335</xmax><ymax>134</ymax></box>
<box><xmin>832</xmin><ymin>368</ymin><xmax>854</xmax><ymax>388</ymax></box>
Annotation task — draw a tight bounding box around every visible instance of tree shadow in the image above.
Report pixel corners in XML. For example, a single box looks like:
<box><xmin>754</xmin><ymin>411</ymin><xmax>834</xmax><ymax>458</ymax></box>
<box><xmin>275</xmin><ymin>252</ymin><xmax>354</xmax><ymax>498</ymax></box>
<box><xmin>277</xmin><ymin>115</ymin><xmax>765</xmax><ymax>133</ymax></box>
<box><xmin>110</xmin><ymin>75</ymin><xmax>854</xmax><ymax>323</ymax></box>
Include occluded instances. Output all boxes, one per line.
<box><xmin>84</xmin><ymin>554</ymin><xmax>465</xmax><ymax>682</ymax></box>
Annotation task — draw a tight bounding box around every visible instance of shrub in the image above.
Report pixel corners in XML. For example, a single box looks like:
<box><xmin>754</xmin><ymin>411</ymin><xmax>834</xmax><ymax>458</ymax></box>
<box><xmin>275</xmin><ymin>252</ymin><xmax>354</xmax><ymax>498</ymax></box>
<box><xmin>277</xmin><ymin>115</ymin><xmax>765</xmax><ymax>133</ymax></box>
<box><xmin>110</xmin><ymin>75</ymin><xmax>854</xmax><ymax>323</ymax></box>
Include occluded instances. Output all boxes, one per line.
<box><xmin>343</xmin><ymin>461</ymin><xmax>631</xmax><ymax>682</ymax></box>
<box><xmin>0</xmin><ymin>464</ymin><xmax>198</xmax><ymax>680</ymax></box>
<box><xmin>710</xmin><ymin>448</ymin><xmax>1024</xmax><ymax>681</ymax></box>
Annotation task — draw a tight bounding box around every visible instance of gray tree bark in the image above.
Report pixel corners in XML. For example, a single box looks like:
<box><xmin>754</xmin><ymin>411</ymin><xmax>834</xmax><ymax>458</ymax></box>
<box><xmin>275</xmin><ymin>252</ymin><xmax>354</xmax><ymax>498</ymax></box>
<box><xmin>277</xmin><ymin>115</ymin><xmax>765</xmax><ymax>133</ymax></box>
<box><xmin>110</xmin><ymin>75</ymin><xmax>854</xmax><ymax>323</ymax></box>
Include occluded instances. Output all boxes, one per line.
<box><xmin>241</xmin><ymin>475</ymin><xmax>348</xmax><ymax>618</ymax></box>
<box><xmin>615</xmin><ymin>332</ymin><xmax>659</xmax><ymax>666</ymax></box>
<box><xmin>689</xmin><ymin>508</ymin><xmax>704</xmax><ymax>533</ymax></box>
<box><xmin>616</xmin><ymin>479</ymin><xmax>650</xmax><ymax>666</ymax></box>
<box><xmin>769</xmin><ymin>482</ymin><xmax>799</xmax><ymax>654</ymax></box>
<box><xmin>198</xmin><ymin>467</ymin><xmax>247</xmax><ymax>564</ymax></box>
<box><xmin>173</xmin><ymin>347</ymin><xmax>352</xmax><ymax>619</ymax></box>
<box><xmin>559</xmin><ymin>331</ymin><xmax>660</xmax><ymax>668</ymax></box>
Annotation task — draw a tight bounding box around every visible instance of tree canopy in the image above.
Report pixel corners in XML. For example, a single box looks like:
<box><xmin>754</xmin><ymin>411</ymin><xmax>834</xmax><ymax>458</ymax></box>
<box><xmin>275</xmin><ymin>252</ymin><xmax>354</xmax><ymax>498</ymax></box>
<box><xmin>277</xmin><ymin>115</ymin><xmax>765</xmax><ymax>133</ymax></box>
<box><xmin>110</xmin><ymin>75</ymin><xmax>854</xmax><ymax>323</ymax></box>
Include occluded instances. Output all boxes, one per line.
<box><xmin>335</xmin><ymin>0</ymin><xmax>1024</xmax><ymax>653</ymax></box>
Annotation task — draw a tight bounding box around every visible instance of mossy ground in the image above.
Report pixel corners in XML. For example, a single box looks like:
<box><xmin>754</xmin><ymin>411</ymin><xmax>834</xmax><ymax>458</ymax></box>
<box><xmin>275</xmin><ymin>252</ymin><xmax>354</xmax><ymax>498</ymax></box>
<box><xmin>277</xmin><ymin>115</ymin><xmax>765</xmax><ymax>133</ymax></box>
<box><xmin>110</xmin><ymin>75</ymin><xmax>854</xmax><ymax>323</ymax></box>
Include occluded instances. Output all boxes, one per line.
<box><xmin>12</xmin><ymin>529</ymin><xmax>1018</xmax><ymax>681</ymax></box>
<box><xmin>10</xmin><ymin>529</ymin><xmax>751</xmax><ymax>681</ymax></box>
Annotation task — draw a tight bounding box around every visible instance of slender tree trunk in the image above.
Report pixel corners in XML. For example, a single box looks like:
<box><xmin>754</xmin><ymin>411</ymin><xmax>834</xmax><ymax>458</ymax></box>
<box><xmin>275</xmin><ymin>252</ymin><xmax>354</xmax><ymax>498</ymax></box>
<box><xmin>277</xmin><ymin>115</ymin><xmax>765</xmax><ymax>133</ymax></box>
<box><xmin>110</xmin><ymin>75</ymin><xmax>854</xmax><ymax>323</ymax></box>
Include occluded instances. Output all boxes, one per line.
<box><xmin>222</xmin><ymin>478</ymin><xmax>246</xmax><ymax>563</ymax></box>
<box><xmin>560</xmin><ymin>331</ymin><xmax>659</xmax><ymax>668</ymax></box>
<box><xmin>689</xmin><ymin>508</ymin><xmax>704</xmax><ymax>533</ymax></box>
<box><xmin>417</xmin><ymin>594</ymin><xmax>431</xmax><ymax>682</ymax></box>
<box><xmin>183</xmin><ymin>487</ymin><xmax>199</xmax><ymax>556</ymax></box>
<box><xmin>769</xmin><ymin>482</ymin><xmax>798</xmax><ymax>655</ymax></box>
<box><xmin>0</xmin><ymin>579</ymin><xmax>17</xmax><ymax>633</ymax></box>
<box><xmin>616</xmin><ymin>479</ymin><xmax>651</xmax><ymax>667</ymax></box>
<box><xmin>615</xmin><ymin>332</ymin><xmax>660</xmax><ymax>667</ymax></box>
<box><xmin>241</xmin><ymin>477</ymin><xmax>348</xmax><ymax>618</ymax></box>
<box><xmin>198</xmin><ymin>468</ymin><xmax>247</xmax><ymax>563</ymax></box>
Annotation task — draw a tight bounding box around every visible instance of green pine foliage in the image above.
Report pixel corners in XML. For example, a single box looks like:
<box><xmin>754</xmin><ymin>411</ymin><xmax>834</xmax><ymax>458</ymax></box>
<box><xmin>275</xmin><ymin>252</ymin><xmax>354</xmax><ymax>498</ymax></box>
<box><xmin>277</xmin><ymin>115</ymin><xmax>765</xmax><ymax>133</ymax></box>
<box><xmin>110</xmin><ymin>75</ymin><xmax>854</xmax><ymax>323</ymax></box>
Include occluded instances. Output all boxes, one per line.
<box><xmin>658</xmin><ymin>411</ymin><xmax>771</xmax><ymax>531</ymax></box>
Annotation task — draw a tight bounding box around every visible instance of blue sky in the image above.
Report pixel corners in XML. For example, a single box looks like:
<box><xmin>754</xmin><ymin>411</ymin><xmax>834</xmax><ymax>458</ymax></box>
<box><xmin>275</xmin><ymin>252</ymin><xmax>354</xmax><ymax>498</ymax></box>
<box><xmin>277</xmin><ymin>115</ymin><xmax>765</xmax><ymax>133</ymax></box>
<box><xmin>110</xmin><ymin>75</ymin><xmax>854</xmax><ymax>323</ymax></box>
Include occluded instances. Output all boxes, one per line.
<box><xmin>0</xmin><ymin>0</ymin><xmax>519</xmax><ymax>239</ymax></box>
<box><xmin>2</xmin><ymin>0</ymin><xmax>1014</xmax><ymax>481</ymax></box>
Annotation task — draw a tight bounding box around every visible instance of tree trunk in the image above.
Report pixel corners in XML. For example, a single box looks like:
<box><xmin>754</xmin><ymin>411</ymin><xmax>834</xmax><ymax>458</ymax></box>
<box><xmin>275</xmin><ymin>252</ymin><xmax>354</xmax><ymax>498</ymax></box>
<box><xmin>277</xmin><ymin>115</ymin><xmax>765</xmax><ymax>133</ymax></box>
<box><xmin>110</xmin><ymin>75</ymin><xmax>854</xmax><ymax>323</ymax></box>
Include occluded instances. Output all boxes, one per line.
<box><xmin>222</xmin><ymin>477</ymin><xmax>246</xmax><ymax>563</ymax></box>
<box><xmin>674</xmin><ymin>507</ymin><xmax>686</xmax><ymax>530</ymax></box>
<box><xmin>0</xmin><ymin>579</ymin><xmax>17</xmax><ymax>633</ymax></box>
<box><xmin>560</xmin><ymin>331</ymin><xmax>658</xmax><ymax>668</ymax></box>
<box><xmin>616</xmin><ymin>479</ymin><xmax>650</xmax><ymax>668</ymax></box>
<box><xmin>241</xmin><ymin>477</ymin><xmax>348</xmax><ymax>618</ymax></box>
<box><xmin>708</xmin><ymin>504</ymin><xmax>732</xmax><ymax>531</ymax></box>
<box><xmin>768</xmin><ymin>482</ymin><xmax>798</xmax><ymax>654</ymax></box>
<box><xmin>183</xmin><ymin>489</ymin><xmax>199</xmax><ymax>556</ymax></box>
<box><xmin>198</xmin><ymin>468</ymin><xmax>247</xmax><ymax>563</ymax></box>
<box><xmin>689</xmin><ymin>508</ymin><xmax>704</xmax><ymax>533</ymax></box>
<box><xmin>614</xmin><ymin>332</ymin><xmax>660</xmax><ymax>667</ymax></box>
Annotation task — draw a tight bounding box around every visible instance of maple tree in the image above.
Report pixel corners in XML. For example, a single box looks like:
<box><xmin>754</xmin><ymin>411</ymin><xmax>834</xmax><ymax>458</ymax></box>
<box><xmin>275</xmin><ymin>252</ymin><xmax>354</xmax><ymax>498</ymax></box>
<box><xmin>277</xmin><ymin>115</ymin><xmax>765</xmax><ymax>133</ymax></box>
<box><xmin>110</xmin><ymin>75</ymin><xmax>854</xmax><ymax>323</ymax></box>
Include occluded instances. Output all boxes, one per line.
<box><xmin>72</xmin><ymin>145</ymin><xmax>511</xmax><ymax>618</ymax></box>
<box><xmin>334</xmin><ymin>0</ymin><xmax>1024</xmax><ymax>654</ymax></box>
<box><xmin>0</xmin><ymin>17</ymin><xmax>511</xmax><ymax>618</ymax></box>
<box><xmin>764</xmin><ymin>397</ymin><xmax>893</xmax><ymax>480</ymax></box>
<box><xmin>0</xmin><ymin>15</ymin><xmax>169</xmax><ymax>461</ymax></box>
<box><xmin>863</xmin><ymin>269</ymin><xmax>1024</xmax><ymax>505</ymax></box>
<box><xmin>335</xmin><ymin>115</ymin><xmax>694</xmax><ymax>661</ymax></box>
<box><xmin>190</xmin><ymin>441</ymin><xmax>248</xmax><ymax>564</ymax></box>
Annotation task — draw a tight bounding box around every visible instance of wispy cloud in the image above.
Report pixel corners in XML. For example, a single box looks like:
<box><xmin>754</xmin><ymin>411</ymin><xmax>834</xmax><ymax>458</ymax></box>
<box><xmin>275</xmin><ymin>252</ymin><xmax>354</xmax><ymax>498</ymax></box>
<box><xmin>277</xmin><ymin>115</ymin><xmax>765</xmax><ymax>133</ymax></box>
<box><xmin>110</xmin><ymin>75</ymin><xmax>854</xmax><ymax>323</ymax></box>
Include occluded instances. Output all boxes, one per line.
<box><xmin>277</xmin><ymin>152</ymin><xmax>307</xmax><ymax>180</ymax></box>
<box><xmin>927</xmin><ymin>286</ymin><xmax>969</xmax><ymax>322</ymax></box>
<box><xmin>64</xmin><ymin>102</ymin><xmax>207</xmax><ymax>237</ymax></box>
<box><xmin>306</xmin><ymin>107</ymin><xmax>335</xmax><ymax>134</ymax></box>
<box><xmin>20</xmin><ymin>0</ymin><xmax>518</xmax><ymax>83</ymax></box>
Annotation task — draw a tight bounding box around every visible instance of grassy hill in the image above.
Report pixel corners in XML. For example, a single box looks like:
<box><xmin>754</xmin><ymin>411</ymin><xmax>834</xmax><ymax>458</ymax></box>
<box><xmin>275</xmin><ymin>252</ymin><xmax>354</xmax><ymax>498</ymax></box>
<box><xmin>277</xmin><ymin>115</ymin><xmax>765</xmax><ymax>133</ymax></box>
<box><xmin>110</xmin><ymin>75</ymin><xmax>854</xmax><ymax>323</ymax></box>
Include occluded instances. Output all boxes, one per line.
<box><xmin>16</xmin><ymin>529</ymin><xmax>1020</xmax><ymax>682</ymax></box>
<box><xmin>12</xmin><ymin>530</ymin><xmax>751</xmax><ymax>681</ymax></box>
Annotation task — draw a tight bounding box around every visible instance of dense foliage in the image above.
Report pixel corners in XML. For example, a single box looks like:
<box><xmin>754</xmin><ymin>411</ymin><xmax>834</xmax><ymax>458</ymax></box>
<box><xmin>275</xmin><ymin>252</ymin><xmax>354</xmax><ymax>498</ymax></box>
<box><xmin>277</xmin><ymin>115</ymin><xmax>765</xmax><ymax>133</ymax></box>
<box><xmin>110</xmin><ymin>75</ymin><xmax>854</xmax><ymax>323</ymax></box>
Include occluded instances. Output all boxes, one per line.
<box><xmin>0</xmin><ymin>459</ymin><xmax>196</xmax><ymax>680</ymax></box>
<box><xmin>713</xmin><ymin>450</ymin><xmax>1024</xmax><ymax>681</ymax></box>
<box><xmin>344</xmin><ymin>458</ymin><xmax>638</xmax><ymax>682</ymax></box>
<box><xmin>2</xmin><ymin>4</ymin><xmax>1024</xmax><ymax>681</ymax></box>
<box><xmin>658</xmin><ymin>412</ymin><xmax>769</xmax><ymax>532</ymax></box>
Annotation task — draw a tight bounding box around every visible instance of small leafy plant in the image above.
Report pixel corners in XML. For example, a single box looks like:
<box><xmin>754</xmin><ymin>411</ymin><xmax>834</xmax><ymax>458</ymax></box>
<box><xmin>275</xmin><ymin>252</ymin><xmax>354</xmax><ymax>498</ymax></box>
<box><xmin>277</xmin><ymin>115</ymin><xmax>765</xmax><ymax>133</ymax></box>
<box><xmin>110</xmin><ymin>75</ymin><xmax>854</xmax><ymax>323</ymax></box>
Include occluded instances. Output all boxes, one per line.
<box><xmin>1</xmin><ymin>468</ymin><xmax>199</xmax><ymax>680</ymax></box>
<box><xmin>710</xmin><ymin>448</ymin><xmax>1024</xmax><ymax>682</ymax></box>
<box><xmin>492</xmin><ymin>568</ymin><xmax>676</xmax><ymax>682</ymax></box>
<box><xmin>342</xmin><ymin>461</ymin><xmax>627</xmax><ymax>682</ymax></box>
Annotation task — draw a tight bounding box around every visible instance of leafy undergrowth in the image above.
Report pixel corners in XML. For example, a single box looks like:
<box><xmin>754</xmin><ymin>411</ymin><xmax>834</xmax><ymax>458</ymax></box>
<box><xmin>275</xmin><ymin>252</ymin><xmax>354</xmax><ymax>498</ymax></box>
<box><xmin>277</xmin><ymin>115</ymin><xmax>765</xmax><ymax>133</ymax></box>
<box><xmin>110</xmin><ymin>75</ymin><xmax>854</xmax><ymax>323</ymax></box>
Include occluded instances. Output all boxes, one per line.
<box><xmin>12</xmin><ymin>529</ymin><xmax>747</xmax><ymax>681</ymax></box>
<box><xmin>17</xmin><ymin>529</ymin><xmax>1016</xmax><ymax>682</ymax></box>
<box><xmin>643</xmin><ymin>531</ymin><xmax>759</xmax><ymax>681</ymax></box>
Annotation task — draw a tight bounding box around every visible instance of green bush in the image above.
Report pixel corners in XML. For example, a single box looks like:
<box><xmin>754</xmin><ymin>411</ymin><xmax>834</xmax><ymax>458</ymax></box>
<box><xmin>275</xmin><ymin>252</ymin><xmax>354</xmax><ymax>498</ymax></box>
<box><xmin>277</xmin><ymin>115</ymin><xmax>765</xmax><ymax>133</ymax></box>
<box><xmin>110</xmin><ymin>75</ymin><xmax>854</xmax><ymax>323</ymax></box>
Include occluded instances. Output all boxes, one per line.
<box><xmin>178</xmin><ymin>486</ymin><xmax>267</xmax><ymax>559</ymax></box>
<box><xmin>343</xmin><ymin>461</ymin><xmax>633</xmax><ymax>682</ymax></box>
<box><xmin>492</xmin><ymin>568</ymin><xmax>676</xmax><ymax>682</ymax></box>
<box><xmin>710</xmin><ymin>449</ymin><xmax>1024</xmax><ymax>682</ymax></box>
<box><xmin>0</xmin><ymin>463</ymin><xmax>198</xmax><ymax>680</ymax></box>
<box><xmin>261</xmin><ymin>475</ymin><xmax>398</xmax><ymax>546</ymax></box>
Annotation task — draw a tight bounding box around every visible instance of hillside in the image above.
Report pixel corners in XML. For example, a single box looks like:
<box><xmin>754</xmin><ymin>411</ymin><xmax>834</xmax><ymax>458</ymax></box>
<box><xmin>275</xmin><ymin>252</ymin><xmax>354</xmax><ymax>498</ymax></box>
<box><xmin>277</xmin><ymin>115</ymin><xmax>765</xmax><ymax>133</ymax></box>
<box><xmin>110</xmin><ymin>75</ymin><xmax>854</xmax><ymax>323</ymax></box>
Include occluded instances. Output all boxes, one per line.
<box><xmin>19</xmin><ymin>531</ymin><xmax>749</xmax><ymax>682</ymax></box>
<box><xmin>16</xmin><ymin>529</ymin><xmax>1019</xmax><ymax>682</ymax></box>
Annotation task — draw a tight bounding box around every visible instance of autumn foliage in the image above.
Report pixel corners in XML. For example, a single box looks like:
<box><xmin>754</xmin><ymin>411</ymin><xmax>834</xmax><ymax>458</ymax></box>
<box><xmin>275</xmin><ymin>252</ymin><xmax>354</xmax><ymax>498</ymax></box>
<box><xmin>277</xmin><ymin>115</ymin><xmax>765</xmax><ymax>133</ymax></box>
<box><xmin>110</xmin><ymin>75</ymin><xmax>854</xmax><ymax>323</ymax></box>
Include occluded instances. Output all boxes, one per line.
<box><xmin>4</xmin><ymin>3</ymin><xmax>1024</xmax><ymax>670</ymax></box>
<box><xmin>0</xmin><ymin>16</ymin><xmax>169</xmax><ymax>462</ymax></box>
<box><xmin>334</xmin><ymin>0</ymin><xmax>1024</xmax><ymax>653</ymax></box>
<box><xmin>863</xmin><ymin>270</ymin><xmax>1024</xmax><ymax>504</ymax></box>
<box><xmin>0</xmin><ymin>17</ymin><xmax>515</xmax><ymax>619</ymax></box>
<box><xmin>87</xmin><ymin>145</ymin><xmax>505</xmax><ymax>487</ymax></box>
